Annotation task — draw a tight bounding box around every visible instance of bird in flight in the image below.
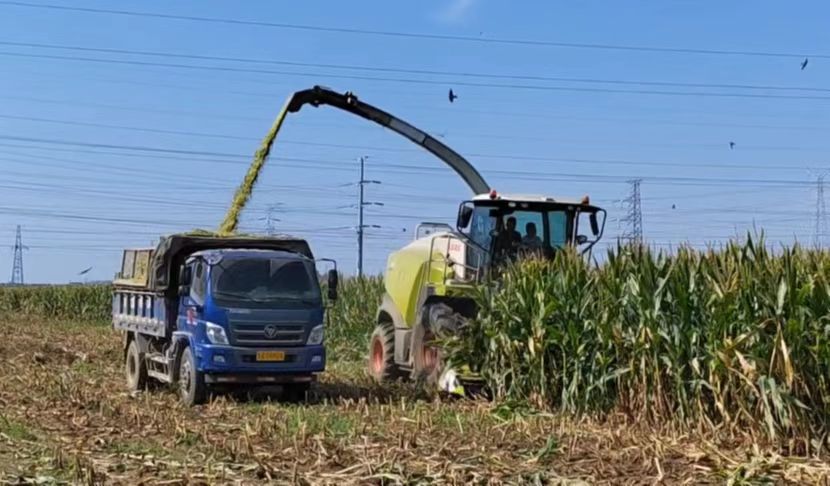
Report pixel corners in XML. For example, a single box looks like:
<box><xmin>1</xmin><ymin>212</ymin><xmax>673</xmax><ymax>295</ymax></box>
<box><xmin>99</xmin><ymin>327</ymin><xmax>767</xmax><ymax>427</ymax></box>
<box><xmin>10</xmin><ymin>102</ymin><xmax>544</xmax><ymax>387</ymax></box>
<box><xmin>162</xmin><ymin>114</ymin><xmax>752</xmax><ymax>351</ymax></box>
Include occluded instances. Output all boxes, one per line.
<box><xmin>448</xmin><ymin>89</ymin><xmax>458</xmax><ymax>103</ymax></box>
<box><xmin>801</xmin><ymin>58</ymin><xmax>809</xmax><ymax>70</ymax></box>
<box><xmin>78</xmin><ymin>267</ymin><xmax>93</xmax><ymax>276</ymax></box>
<box><xmin>729</xmin><ymin>141</ymin><xmax>736</xmax><ymax>150</ymax></box>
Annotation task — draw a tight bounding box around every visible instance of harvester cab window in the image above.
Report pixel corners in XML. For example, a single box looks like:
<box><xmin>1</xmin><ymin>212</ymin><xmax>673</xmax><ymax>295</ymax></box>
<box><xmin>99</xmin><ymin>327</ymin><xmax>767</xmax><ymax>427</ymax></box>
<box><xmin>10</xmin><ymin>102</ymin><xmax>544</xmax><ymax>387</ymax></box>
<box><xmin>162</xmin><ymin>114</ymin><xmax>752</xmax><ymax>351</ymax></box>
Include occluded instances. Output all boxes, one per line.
<box><xmin>548</xmin><ymin>211</ymin><xmax>568</xmax><ymax>249</ymax></box>
<box><xmin>468</xmin><ymin>206</ymin><xmax>497</xmax><ymax>250</ymax></box>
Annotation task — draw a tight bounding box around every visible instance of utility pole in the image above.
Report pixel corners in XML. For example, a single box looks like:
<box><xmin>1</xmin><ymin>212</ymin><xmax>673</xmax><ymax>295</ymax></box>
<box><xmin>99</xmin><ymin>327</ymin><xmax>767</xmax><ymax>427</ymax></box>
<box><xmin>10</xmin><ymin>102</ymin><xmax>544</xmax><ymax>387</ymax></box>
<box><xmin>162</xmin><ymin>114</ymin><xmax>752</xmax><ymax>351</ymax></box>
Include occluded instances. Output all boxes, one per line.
<box><xmin>357</xmin><ymin>156</ymin><xmax>381</xmax><ymax>277</ymax></box>
<box><xmin>621</xmin><ymin>179</ymin><xmax>643</xmax><ymax>244</ymax></box>
<box><xmin>814</xmin><ymin>173</ymin><xmax>827</xmax><ymax>248</ymax></box>
<box><xmin>10</xmin><ymin>225</ymin><xmax>26</xmax><ymax>285</ymax></box>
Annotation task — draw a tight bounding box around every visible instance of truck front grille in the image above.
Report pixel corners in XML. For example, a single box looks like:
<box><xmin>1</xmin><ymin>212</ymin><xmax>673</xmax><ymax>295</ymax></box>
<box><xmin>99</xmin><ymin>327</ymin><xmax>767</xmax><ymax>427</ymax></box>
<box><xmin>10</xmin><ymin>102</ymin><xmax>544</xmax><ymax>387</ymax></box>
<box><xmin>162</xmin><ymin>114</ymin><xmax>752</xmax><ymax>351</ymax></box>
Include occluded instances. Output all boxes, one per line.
<box><xmin>229</xmin><ymin>320</ymin><xmax>306</xmax><ymax>347</ymax></box>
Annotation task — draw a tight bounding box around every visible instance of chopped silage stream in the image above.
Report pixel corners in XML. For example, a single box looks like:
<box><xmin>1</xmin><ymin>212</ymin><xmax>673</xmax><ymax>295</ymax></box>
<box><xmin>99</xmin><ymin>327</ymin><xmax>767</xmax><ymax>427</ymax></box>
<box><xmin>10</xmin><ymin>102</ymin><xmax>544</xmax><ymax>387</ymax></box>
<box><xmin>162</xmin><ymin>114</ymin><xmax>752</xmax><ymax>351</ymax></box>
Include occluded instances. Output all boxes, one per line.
<box><xmin>217</xmin><ymin>98</ymin><xmax>291</xmax><ymax>236</ymax></box>
<box><xmin>2</xmin><ymin>318</ymin><xmax>829</xmax><ymax>484</ymax></box>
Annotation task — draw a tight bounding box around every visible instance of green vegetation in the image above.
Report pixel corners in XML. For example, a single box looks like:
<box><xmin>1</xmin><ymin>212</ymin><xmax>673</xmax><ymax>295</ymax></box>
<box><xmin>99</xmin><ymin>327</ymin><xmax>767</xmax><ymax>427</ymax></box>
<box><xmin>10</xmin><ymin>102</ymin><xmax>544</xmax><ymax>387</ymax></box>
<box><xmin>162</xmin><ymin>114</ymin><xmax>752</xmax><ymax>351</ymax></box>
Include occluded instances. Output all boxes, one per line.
<box><xmin>326</xmin><ymin>275</ymin><xmax>384</xmax><ymax>361</ymax></box>
<box><xmin>449</xmin><ymin>238</ymin><xmax>830</xmax><ymax>451</ymax></box>
<box><xmin>0</xmin><ymin>284</ymin><xmax>110</xmax><ymax>322</ymax></box>
<box><xmin>0</xmin><ymin>415</ymin><xmax>37</xmax><ymax>442</ymax></box>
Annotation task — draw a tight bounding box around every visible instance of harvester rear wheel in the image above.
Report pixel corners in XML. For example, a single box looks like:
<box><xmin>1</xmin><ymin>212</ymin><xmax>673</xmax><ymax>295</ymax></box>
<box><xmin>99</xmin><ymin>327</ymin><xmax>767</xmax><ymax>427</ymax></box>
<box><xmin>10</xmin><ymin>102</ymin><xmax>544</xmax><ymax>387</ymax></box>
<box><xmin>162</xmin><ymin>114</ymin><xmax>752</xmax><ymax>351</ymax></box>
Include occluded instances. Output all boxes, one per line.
<box><xmin>367</xmin><ymin>321</ymin><xmax>400</xmax><ymax>383</ymax></box>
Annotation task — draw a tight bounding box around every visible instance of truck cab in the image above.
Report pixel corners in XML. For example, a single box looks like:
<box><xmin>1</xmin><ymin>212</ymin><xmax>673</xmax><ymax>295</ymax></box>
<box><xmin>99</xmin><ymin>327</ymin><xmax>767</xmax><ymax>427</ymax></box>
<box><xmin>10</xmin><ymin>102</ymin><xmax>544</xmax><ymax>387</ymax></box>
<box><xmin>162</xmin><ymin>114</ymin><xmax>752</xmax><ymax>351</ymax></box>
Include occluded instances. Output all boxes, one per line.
<box><xmin>113</xmin><ymin>235</ymin><xmax>336</xmax><ymax>405</ymax></box>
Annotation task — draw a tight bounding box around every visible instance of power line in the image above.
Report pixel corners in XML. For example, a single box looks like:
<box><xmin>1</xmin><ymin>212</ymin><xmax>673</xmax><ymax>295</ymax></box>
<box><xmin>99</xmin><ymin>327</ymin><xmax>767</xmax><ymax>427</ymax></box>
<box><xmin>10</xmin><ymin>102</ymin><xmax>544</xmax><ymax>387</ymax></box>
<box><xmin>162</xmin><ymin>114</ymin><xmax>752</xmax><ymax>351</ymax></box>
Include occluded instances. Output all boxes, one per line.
<box><xmin>0</xmin><ymin>1</ymin><xmax>825</xmax><ymax>60</ymax></box>
<box><xmin>3</xmin><ymin>133</ymin><xmax>827</xmax><ymax>180</ymax></box>
<box><xmin>5</xmin><ymin>112</ymin><xmax>829</xmax><ymax>155</ymax></box>
<box><xmin>6</xmin><ymin>92</ymin><xmax>828</xmax><ymax>133</ymax></box>
<box><xmin>2</xmin><ymin>40</ymin><xmax>828</xmax><ymax>93</ymax></box>
<box><xmin>3</xmin><ymin>114</ymin><xmax>827</xmax><ymax>172</ymax></box>
<box><xmin>3</xmin><ymin>50</ymin><xmax>830</xmax><ymax>101</ymax></box>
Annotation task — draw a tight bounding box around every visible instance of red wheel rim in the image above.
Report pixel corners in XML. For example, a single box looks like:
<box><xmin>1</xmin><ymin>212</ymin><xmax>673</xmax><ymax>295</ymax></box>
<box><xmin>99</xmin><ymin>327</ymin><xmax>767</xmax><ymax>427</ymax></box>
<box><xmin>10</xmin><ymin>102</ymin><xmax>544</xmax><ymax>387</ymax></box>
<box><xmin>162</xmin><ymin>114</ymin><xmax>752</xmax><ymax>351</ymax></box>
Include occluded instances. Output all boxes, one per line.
<box><xmin>371</xmin><ymin>337</ymin><xmax>384</xmax><ymax>375</ymax></box>
<box><xmin>421</xmin><ymin>331</ymin><xmax>439</xmax><ymax>372</ymax></box>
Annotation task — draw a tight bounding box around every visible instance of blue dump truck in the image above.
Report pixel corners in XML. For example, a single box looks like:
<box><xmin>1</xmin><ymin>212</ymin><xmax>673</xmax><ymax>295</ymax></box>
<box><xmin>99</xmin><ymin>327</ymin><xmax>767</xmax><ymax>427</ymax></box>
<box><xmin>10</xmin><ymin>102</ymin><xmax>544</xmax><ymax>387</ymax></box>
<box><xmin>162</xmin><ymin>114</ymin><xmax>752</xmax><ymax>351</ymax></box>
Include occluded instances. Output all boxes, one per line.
<box><xmin>112</xmin><ymin>234</ymin><xmax>337</xmax><ymax>405</ymax></box>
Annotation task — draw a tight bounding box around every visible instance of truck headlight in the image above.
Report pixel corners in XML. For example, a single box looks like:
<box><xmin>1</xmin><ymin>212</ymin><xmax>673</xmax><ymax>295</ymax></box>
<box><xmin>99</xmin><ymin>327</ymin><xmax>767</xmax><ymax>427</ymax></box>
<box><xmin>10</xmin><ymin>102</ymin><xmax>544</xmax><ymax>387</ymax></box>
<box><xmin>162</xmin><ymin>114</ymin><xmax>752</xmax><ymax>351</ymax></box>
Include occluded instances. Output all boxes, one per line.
<box><xmin>307</xmin><ymin>325</ymin><xmax>324</xmax><ymax>345</ymax></box>
<box><xmin>205</xmin><ymin>322</ymin><xmax>229</xmax><ymax>345</ymax></box>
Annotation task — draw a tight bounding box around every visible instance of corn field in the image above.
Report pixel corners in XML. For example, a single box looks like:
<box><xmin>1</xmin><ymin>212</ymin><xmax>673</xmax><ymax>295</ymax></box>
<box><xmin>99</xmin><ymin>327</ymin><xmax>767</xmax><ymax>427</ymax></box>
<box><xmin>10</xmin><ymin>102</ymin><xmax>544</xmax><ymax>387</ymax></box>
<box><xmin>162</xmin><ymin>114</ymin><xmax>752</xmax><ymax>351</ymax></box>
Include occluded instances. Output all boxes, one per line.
<box><xmin>4</xmin><ymin>240</ymin><xmax>830</xmax><ymax>451</ymax></box>
<box><xmin>449</xmin><ymin>238</ymin><xmax>830</xmax><ymax>451</ymax></box>
<box><xmin>0</xmin><ymin>284</ymin><xmax>111</xmax><ymax>322</ymax></box>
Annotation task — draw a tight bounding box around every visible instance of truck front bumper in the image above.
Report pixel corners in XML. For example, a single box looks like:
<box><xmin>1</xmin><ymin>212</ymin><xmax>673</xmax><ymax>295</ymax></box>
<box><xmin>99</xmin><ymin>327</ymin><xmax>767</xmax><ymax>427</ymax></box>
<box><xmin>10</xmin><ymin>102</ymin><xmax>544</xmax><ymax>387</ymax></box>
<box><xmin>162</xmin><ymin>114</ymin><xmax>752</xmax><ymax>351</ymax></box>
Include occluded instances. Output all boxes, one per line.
<box><xmin>194</xmin><ymin>343</ymin><xmax>326</xmax><ymax>383</ymax></box>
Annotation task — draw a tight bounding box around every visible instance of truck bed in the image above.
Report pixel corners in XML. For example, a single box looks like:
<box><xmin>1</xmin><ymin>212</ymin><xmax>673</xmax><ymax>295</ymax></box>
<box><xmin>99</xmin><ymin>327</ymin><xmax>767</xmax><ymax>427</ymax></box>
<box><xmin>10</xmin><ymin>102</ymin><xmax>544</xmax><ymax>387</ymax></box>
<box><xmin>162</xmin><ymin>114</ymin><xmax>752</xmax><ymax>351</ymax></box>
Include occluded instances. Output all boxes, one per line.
<box><xmin>112</xmin><ymin>288</ymin><xmax>168</xmax><ymax>338</ymax></box>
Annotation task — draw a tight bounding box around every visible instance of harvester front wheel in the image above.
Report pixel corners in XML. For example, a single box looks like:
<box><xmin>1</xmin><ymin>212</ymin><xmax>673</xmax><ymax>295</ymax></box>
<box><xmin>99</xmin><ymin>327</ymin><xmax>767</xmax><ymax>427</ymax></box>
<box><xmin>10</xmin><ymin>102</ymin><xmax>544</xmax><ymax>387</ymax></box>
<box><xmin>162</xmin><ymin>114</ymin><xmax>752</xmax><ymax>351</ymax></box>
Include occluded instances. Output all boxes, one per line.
<box><xmin>367</xmin><ymin>321</ymin><xmax>400</xmax><ymax>383</ymax></box>
<box><xmin>411</xmin><ymin>325</ymin><xmax>443</xmax><ymax>387</ymax></box>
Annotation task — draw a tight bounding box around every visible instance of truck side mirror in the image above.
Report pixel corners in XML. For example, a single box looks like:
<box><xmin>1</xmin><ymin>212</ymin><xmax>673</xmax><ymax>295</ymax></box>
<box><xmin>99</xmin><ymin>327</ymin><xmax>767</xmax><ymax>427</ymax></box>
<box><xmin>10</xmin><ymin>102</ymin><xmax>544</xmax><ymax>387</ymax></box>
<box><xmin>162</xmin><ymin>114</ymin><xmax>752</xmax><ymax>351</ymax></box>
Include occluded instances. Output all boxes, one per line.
<box><xmin>457</xmin><ymin>202</ymin><xmax>474</xmax><ymax>230</ymax></box>
<box><xmin>327</xmin><ymin>269</ymin><xmax>339</xmax><ymax>301</ymax></box>
<box><xmin>576</xmin><ymin>235</ymin><xmax>589</xmax><ymax>245</ymax></box>
<box><xmin>589</xmin><ymin>213</ymin><xmax>600</xmax><ymax>236</ymax></box>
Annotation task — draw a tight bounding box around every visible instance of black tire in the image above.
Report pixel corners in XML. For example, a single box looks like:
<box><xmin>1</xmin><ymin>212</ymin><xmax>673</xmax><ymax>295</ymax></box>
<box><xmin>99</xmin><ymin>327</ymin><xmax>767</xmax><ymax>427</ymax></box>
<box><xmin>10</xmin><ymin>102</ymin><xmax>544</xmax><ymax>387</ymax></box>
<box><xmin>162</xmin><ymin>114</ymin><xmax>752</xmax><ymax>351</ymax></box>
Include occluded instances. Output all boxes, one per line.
<box><xmin>282</xmin><ymin>383</ymin><xmax>310</xmax><ymax>403</ymax></box>
<box><xmin>367</xmin><ymin>321</ymin><xmax>401</xmax><ymax>383</ymax></box>
<box><xmin>178</xmin><ymin>346</ymin><xmax>207</xmax><ymax>406</ymax></box>
<box><xmin>125</xmin><ymin>339</ymin><xmax>147</xmax><ymax>392</ymax></box>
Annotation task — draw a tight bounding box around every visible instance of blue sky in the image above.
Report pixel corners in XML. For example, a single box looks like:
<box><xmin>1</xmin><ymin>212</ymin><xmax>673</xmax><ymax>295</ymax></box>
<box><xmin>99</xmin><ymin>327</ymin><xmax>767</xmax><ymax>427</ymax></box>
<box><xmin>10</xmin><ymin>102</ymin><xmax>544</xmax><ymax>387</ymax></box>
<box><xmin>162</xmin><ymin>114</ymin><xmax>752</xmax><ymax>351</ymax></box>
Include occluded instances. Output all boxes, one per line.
<box><xmin>0</xmin><ymin>0</ymin><xmax>828</xmax><ymax>283</ymax></box>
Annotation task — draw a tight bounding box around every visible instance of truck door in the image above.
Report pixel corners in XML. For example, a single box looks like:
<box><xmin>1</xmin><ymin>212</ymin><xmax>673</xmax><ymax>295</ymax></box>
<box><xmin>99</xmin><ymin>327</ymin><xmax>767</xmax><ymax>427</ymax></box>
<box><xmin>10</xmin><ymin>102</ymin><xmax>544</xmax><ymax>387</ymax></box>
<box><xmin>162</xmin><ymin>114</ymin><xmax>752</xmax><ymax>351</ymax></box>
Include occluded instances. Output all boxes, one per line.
<box><xmin>178</xmin><ymin>259</ymin><xmax>206</xmax><ymax>331</ymax></box>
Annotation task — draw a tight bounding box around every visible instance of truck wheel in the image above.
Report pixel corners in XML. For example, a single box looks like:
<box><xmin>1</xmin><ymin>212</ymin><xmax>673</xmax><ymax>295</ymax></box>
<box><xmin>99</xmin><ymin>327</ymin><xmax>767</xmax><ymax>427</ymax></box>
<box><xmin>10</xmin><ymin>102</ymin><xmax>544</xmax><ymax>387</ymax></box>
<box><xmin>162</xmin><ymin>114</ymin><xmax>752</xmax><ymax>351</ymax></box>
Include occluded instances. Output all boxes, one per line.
<box><xmin>367</xmin><ymin>321</ymin><xmax>401</xmax><ymax>383</ymax></box>
<box><xmin>178</xmin><ymin>346</ymin><xmax>207</xmax><ymax>406</ymax></box>
<box><xmin>125</xmin><ymin>339</ymin><xmax>147</xmax><ymax>391</ymax></box>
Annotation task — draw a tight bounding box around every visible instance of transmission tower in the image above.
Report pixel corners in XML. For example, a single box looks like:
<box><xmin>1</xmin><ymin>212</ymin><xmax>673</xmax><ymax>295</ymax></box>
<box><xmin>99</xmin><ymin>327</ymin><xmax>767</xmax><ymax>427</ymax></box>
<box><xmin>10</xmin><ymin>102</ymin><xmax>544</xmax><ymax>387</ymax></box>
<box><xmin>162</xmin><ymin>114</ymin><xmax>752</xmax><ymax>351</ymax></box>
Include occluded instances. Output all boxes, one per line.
<box><xmin>621</xmin><ymin>179</ymin><xmax>644</xmax><ymax>244</ymax></box>
<box><xmin>258</xmin><ymin>204</ymin><xmax>283</xmax><ymax>236</ymax></box>
<box><xmin>814</xmin><ymin>173</ymin><xmax>827</xmax><ymax>248</ymax></box>
<box><xmin>10</xmin><ymin>225</ymin><xmax>26</xmax><ymax>285</ymax></box>
<box><xmin>356</xmin><ymin>156</ymin><xmax>382</xmax><ymax>277</ymax></box>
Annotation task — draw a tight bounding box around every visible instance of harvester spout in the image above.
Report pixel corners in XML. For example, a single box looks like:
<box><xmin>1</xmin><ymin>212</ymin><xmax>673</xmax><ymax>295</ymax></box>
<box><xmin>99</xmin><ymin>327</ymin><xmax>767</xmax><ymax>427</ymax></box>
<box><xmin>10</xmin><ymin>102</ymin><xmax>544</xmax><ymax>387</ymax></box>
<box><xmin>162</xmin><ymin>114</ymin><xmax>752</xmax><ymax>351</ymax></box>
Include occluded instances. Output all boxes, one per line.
<box><xmin>218</xmin><ymin>86</ymin><xmax>490</xmax><ymax>235</ymax></box>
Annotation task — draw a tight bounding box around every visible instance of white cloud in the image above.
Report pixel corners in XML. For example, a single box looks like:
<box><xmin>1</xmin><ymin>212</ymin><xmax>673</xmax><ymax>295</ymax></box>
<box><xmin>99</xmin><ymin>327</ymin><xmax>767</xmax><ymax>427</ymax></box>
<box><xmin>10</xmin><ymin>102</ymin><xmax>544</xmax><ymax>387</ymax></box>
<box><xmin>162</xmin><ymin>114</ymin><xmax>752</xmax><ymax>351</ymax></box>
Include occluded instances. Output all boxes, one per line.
<box><xmin>437</xmin><ymin>0</ymin><xmax>477</xmax><ymax>23</ymax></box>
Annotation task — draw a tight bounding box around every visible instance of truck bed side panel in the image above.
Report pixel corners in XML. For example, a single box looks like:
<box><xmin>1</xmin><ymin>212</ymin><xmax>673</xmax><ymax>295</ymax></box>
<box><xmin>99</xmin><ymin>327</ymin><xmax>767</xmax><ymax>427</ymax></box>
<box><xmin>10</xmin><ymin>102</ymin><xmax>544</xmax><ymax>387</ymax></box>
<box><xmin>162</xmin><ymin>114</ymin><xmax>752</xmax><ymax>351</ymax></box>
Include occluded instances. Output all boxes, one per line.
<box><xmin>112</xmin><ymin>289</ymin><xmax>167</xmax><ymax>338</ymax></box>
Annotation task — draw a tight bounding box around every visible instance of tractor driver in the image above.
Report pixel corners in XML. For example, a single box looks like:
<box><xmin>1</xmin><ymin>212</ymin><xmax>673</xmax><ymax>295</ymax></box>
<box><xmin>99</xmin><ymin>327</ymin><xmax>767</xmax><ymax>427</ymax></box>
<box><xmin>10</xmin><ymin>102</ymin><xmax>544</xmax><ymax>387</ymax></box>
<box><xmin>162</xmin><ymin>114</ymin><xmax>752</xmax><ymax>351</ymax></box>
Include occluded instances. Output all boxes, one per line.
<box><xmin>495</xmin><ymin>216</ymin><xmax>521</xmax><ymax>258</ymax></box>
<box><xmin>518</xmin><ymin>222</ymin><xmax>545</xmax><ymax>259</ymax></box>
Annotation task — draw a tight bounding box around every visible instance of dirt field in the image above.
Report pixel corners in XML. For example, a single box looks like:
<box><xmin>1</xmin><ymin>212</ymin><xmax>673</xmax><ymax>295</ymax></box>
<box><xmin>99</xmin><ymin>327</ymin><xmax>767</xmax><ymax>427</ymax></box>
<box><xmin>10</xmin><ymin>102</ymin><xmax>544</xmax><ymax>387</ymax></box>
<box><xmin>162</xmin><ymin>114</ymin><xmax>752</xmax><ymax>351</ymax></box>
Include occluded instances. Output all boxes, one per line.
<box><xmin>1</xmin><ymin>317</ymin><xmax>828</xmax><ymax>485</ymax></box>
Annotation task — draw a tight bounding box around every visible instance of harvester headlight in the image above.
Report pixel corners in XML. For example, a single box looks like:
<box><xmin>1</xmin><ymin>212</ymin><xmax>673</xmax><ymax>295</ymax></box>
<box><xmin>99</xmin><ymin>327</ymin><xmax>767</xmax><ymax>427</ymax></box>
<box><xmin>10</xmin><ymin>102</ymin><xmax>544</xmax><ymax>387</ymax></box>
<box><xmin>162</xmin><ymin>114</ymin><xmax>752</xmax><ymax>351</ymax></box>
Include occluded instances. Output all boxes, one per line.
<box><xmin>205</xmin><ymin>322</ymin><xmax>229</xmax><ymax>345</ymax></box>
<box><xmin>307</xmin><ymin>325</ymin><xmax>324</xmax><ymax>345</ymax></box>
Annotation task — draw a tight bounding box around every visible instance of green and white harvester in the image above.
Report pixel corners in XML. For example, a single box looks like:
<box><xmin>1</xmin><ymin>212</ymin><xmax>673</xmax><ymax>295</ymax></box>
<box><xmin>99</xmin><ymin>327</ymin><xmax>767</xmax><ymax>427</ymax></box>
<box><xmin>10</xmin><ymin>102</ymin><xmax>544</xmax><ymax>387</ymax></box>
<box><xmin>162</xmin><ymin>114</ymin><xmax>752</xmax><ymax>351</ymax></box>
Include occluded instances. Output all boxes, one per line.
<box><xmin>255</xmin><ymin>86</ymin><xmax>607</xmax><ymax>393</ymax></box>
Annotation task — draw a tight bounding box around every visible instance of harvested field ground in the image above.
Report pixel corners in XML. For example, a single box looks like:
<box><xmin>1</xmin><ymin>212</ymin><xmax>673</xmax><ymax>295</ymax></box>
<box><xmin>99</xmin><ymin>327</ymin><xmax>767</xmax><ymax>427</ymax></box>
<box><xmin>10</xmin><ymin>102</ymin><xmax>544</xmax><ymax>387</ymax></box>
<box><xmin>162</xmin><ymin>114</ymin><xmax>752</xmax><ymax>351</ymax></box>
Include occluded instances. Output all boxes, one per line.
<box><xmin>1</xmin><ymin>317</ymin><xmax>829</xmax><ymax>485</ymax></box>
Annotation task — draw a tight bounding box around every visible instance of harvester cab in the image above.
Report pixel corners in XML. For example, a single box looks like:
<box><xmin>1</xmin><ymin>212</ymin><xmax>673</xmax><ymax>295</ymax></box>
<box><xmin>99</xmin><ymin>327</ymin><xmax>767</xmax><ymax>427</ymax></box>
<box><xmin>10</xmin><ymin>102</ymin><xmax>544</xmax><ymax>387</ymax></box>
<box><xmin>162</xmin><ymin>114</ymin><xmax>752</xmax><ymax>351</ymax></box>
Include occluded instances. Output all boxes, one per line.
<box><xmin>451</xmin><ymin>191</ymin><xmax>606</xmax><ymax>281</ymax></box>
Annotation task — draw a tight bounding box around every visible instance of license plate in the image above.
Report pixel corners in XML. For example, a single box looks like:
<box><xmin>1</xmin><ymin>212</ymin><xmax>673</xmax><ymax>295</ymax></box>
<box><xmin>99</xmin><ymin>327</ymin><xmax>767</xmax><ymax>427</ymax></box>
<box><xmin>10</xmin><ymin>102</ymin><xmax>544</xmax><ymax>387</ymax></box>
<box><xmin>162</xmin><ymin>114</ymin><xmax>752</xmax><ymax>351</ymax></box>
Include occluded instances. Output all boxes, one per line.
<box><xmin>256</xmin><ymin>351</ymin><xmax>285</xmax><ymax>362</ymax></box>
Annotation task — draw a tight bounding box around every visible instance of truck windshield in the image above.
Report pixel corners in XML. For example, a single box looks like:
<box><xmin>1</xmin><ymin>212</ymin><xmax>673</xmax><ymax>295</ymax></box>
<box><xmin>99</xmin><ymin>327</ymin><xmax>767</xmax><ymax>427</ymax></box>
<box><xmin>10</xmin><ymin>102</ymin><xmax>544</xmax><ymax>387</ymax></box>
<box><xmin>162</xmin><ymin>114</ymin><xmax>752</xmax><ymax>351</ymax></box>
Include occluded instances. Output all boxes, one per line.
<box><xmin>210</xmin><ymin>256</ymin><xmax>321</xmax><ymax>306</ymax></box>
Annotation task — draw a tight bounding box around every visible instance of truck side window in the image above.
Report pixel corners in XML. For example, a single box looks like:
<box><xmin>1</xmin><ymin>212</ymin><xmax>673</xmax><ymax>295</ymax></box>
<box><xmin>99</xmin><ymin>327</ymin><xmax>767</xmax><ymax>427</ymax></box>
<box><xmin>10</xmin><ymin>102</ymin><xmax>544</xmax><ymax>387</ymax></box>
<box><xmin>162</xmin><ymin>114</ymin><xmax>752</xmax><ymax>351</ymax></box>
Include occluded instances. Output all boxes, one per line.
<box><xmin>191</xmin><ymin>261</ymin><xmax>207</xmax><ymax>304</ymax></box>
